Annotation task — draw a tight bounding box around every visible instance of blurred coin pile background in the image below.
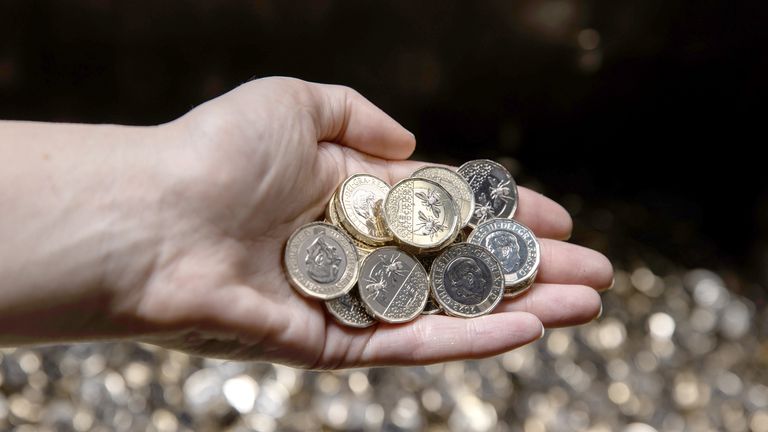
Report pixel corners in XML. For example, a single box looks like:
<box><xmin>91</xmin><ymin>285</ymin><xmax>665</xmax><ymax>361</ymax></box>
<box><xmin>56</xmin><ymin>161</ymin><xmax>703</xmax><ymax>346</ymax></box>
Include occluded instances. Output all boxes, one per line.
<box><xmin>1</xmin><ymin>1</ymin><xmax>765</xmax><ymax>430</ymax></box>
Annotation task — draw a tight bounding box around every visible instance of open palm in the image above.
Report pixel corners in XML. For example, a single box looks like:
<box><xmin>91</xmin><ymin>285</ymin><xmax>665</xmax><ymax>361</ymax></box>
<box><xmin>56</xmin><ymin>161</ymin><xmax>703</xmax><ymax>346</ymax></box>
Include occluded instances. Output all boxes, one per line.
<box><xmin>131</xmin><ymin>77</ymin><xmax>613</xmax><ymax>368</ymax></box>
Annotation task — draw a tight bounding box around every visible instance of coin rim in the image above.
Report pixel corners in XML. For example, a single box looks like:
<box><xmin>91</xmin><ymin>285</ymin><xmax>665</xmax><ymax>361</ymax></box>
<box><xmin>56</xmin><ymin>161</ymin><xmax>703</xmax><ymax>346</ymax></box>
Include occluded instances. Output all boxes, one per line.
<box><xmin>411</xmin><ymin>166</ymin><xmax>476</xmax><ymax>229</ymax></box>
<box><xmin>429</xmin><ymin>243</ymin><xmax>505</xmax><ymax>318</ymax></box>
<box><xmin>284</xmin><ymin>221</ymin><xmax>360</xmax><ymax>300</ymax></box>
<box><xmin>383</xmin><ymin>177</ymin><xmax>460</xmax><ymax>250</ymax></box>
<box><xmin>358</xmin><ymin>246</ymin><xmax>430</xmax><ymax>324</ymax></box>
<box><xmin>457</xmin><ymin>159</ymin><xmax>519</xmax><ymax>228</ymax></box>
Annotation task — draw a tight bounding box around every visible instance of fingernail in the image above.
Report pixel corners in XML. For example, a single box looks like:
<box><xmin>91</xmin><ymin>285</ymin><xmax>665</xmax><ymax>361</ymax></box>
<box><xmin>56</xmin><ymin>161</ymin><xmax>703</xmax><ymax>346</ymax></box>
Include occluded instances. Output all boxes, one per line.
<box><xmin>607</xmin><ymin>276</ymin><xmax>615</xmax><ymax>290</ymax></box>
<box><xmin>595</xmin><ymin>302</ymin><xmax>604</xmax><ymax>320</ymax></box>
<box><xmin>538</xmin><ymin>326</ymin><xmax>546</xmax><ymax>340</ymax></box>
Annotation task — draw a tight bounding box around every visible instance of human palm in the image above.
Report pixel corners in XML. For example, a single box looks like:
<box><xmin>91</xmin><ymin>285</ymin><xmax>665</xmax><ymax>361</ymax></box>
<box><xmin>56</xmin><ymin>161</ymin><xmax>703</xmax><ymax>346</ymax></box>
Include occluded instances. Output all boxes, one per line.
<box><xmin>134</xmin><ymin>78</ymin><xmax>613</xmax><ymax>368</ymax></box>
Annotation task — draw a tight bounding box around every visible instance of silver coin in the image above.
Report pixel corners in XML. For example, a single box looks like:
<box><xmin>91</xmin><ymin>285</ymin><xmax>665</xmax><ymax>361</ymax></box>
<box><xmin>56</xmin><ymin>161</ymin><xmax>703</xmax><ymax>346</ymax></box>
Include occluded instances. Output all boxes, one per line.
<box><xmin>284</xmin><ymin>222</ymin><xmax>359</xmax><ymax>300</ymax></box>
<box><xmin>358</xmin><ymin>247</ymin><xmax>429</xmax><ymax>323</ymax></box>
<box><xmin>335</xmin><ymin>174</ymin><xmax>392</xmax><ymax>245</ymax></box>
<box><xmin>411</xmin><ymin>166</ymin><xmax>475</xmax><ymax>229</ymax></box>
<box><xmin>430</xmin><ymin>243</ymin><xmax>505</xmax><ymax>318</ymax></box>
<box><xmin>467</xmin><ymin>218</ymin><xmax>540</xmax><ymax>297</ymax></box>
<box><xmin>325</xmin><ymin>286</ymin><xmax>376</xmax><ymax>328</ymax></box>
<box><xmin>457</xmin><ymin>159</ymin><xmax>518</xmax><ymax>227</ymax></box>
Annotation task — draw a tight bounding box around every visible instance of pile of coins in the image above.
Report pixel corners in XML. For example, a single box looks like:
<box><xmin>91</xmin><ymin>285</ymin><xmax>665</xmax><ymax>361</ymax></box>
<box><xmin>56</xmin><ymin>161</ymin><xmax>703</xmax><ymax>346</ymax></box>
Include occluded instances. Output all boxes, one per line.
<box><xmin>283</xmin><ymin>160</ymin><xmax>541</xmax><ymax>327</ymax></box>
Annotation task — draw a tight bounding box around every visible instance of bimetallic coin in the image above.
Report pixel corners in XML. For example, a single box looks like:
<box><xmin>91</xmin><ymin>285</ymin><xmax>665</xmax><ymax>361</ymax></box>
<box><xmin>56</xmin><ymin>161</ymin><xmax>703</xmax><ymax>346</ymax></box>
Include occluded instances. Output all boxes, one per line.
<box><xmin>422</xmin><ymin>295</ymin><xmax>443</xmax><ymax>315</ymax></box>
<box><xmin>412</xmin><ymin>166</ymin><xmax>475</xmax><ymax>229</ymax></box>
<box><xmin>384</xmin><ymin>178</ymin><xmax>459</xmax><ymax>251</ymax></box>
<box><xmin>430</xmin><ymin>243</ymin><xmax>505</xmax><ymax>318</ymax></box>
<box><xmin>284</xmin><ymin>222</ymin><xmax>359</xmax><ymax>300</ymax></box>
<box><xmin>325</xmin><ymin>287</ymin><xmax>376</xmax><ymax>328</ymax></box>
<box><xmin>467</xmin><ymin>218</ymin><xmax>540</xmax><ymax>297</ymax></box>
<box><xmin>457</xmin><ymin>159</ymin><xmax>519</xmax><ymax>227</ymax></box>
<box><xmin>325</xmin><ymin>191</ymin><xmax>341</xmax><ymax>226</ymax></box>
<box><xmin>327</xmin><ymin>191</ymin><xmax>375</xmax><ymax>259</ymax></box>
<box><xmin>335</xmin><ymin>174</ymin><xmax>392</xmax><ymax>245</ymax></box>
<box><xmin>358</xmin><ymin>247</ymin><xmax>429</xmax><ymax>323</ymax></box>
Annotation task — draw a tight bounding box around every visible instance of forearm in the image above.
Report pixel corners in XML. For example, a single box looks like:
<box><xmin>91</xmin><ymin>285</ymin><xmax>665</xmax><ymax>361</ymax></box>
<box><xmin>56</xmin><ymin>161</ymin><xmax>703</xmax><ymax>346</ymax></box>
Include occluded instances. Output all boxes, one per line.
<box><xmin>0</xmin><ymin>120</ymin><xmax>167</xmax><ymax>345</ymax></box>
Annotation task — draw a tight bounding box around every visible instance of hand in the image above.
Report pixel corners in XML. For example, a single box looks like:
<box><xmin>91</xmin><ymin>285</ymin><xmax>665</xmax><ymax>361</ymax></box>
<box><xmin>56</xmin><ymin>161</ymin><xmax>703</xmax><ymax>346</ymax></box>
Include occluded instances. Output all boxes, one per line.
<box><xmin>122</xmin><ymin>77</ymin><xmax>613</xmax><ymax>368</ymax></box>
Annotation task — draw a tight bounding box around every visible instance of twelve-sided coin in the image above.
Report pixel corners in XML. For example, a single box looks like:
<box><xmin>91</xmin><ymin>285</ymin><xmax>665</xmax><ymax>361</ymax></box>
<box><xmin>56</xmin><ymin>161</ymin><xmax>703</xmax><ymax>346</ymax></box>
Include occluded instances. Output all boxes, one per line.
<box><xmin>325</xmin><ymin>287</ymin><xmax>377</xmax><ymax>328</ymax></box>
<box><xmin>430</xmin><ymin>243</ymin><xmax>505</xmax><ymax>318</ymax></box>
<box><xmin>335</xmin><ymin>174</ymin><xmax>392</xmax><ymax>245</ymax></box>
<box><xmin>457</xmin><ymin>159</ymin><xmax>519</xmax><ymax>228</ymax></box>
<box><xmin>284</xmin><ymin>222</ymin><xmax>359</xmax><ymax>300</ymax></box>
<box><xmin>358</xmin><ymin>247</ymin><xmax>429</xmax><ymax>323</ymax></box>
<box><xmin>467</xmin><ymin>218</ymin><xmax>540</xmax><ymax>297</ymax></box>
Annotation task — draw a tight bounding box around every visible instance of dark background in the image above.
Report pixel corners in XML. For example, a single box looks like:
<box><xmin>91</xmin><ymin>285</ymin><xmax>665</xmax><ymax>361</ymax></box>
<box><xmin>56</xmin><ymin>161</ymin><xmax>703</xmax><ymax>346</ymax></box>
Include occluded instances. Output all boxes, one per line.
<box><xmin>1</xmin><ymin>1</ymin><xmax>766</xmax><ymax>287</ymax></box>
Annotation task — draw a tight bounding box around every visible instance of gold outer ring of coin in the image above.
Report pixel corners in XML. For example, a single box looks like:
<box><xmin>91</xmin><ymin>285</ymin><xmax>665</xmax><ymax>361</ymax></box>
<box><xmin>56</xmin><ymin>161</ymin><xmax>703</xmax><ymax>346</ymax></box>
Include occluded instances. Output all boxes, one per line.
<box><xmin>383</xmin><ymin>177</ymin><xmax>460</xmax><ymax>251</ymax></box>
<box><xmin>411</xmin><ymin>166</ymin><xmax>475</xmax><ymax>229</ymax></box>
<box><xmin>466</xmin><ymin>218</ymin><xmax>540</xmax><ymax>297</ymax></box>
<box><xmin>284</xmin><ymin>221</ymin><xmax>359</xmax><ymax>300</ymax></box>
<box><xmin>326</xmin><ymin>190</ymin><xmax>376</xmax><ymax>259</ymax></box>
<box><xmin>334</xmin><ymin>174</ymin><xmax>392</xmax><ymax>246</ymax></box>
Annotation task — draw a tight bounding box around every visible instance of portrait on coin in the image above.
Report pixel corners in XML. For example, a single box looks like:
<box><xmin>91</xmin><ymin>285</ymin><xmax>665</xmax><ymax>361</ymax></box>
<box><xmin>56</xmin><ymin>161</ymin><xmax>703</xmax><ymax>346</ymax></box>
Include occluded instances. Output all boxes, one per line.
<box><xmin>445</xmin><ymin>257</ymin><xmax>492</xmax><ymax>304</ymax></box>
<box><xmin>484</xmin><ymin>231</ymin><xmax>526</xmax><ymax>273</ymax></box>
<box><xmin>303</xmin><ymin>233</ymin><xmax>343</xmax><ymax>284</ymax></box>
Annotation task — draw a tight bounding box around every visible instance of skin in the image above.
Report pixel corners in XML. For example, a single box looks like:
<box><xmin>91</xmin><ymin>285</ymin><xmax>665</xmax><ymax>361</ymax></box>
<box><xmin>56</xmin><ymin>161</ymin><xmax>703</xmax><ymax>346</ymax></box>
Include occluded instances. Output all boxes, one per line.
<box><xmin>0</xmin><ymin>77</ymin><xmax>613</xmax><ymax>369</ymax></box>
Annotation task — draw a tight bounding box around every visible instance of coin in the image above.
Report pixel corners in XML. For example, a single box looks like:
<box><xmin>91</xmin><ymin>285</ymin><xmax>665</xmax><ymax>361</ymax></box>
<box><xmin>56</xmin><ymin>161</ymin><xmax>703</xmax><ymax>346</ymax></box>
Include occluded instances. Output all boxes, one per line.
<box><xmin>284</xmin><ymin>222</ymin><xmax>359</xmax><ymax>300</ymax></box>
<box><xmin>467</xmin><ymin>218</ymin><xmax>540</xmax><ymax>297</ymax></box>
<box><xmin>422</xmin><ymin>295</ymin><xmax>443</xmax><ymax>315</ymax></box>
<box><xmin>457</xmin><ymin>159</ymin><xmax>519</xmax><ymax>227</ymax></box>
<box><xmin>327</xmin><ymin>190</ymin><xmax>375</xmax><ymax>259</ymax></box>
<box><xmin>325</xmin><ymin>287</ymin><xmax>377</xmax><ymax>328</ymax></box>
<box><xmin>430</xmin><ymin>243</ymin><xmax>505</xmax><ymax>318</ymax></box>
<box><xmin>384</xmin><ymin>178</ymin><xmax>459</xmax><ymax>251</ymax></box>
<box><xmin>358</xmin><ymin>247</ymin><xmax>430</xmax><ymax>323</ymax></box>
<box><xmin>412</xmin><ymin>166</ymin><xmax>475</xmax><ymax>229</ymax></box>
<box><xmin>335</xmin><ymin>174</ymin><xmax>392</xmax><ymax>245</ymax></box>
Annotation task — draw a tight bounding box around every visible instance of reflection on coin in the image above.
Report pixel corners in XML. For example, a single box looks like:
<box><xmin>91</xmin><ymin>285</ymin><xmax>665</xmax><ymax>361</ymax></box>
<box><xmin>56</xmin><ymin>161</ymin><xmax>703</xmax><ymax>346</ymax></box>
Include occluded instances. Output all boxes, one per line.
<box><xmin>335</xmin><ymin>174</ymin><xmax>392</xmax><ymax>245</ymax></box>
<box><xmin>327</xmin><ymin>191</ymin><xmax>375</xmax><ymax>259</ymax></box>
<box><xmin>325</xmin><ymin>287</ymin><xmax>376</xmax><ymax>328</ymax></box>
<box><xmin>430</xmin><ymin>243</ymin><xmax>504</xmax><ymax>318</ymax></box>
<box><xmin>467</xmin><ymin>218</ymin><xmax>540</xmax><ymax>297</ymax></box>
<box><xmin>358</xmin><ymin>247</ymin><xmax>429</xmax><ymax>323</ymax></box>
<box><xmin>284</xmin><ymin>222</ymin><xmax>359</xmax><ymax>300</ymax></box>
<box><xmin>422</xmin><ymin>295</ymin><xmax>443</xmax><ymax>315</ymax></box>
<box><xmin>412</xmin><ymin>166</ymin><xmax>475</xmax><ymax>229</ymax></box>
<box><xmin>457</xmin><ymin>159</ymin><xmax>519</xmax><ymax>228</ymax></box>
<box><xmin>384</xmin><ymin>178</ymin><xmax>459</xmax><ymax>251</ymax></box>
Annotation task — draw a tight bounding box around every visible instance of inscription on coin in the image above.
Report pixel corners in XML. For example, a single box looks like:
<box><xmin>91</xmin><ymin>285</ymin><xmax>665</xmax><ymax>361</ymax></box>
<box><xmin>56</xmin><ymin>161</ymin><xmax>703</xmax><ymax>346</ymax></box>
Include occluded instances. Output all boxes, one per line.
<box><xmin>467</xmin><ymin>218</ymin><xmax>540</xmax><ymax>296</ymax></box>
<box><xmin>457</xmin><ymin>159</ymin><xmax>519</xmax><ymax>227</ymax></box>
<box><xmin>284</xmin><ymin>222</ymin><xmax>359</xmax><ymax>300</ymax></box>
<box><xmin>359</xmin><ymin>247</ymin><xmax>429</xmax><ymax>323</ymax></box>
<box><xmin>430</xmin><ymin>243</ymin><xmax>504</xmax><ymax>318</ymax></box>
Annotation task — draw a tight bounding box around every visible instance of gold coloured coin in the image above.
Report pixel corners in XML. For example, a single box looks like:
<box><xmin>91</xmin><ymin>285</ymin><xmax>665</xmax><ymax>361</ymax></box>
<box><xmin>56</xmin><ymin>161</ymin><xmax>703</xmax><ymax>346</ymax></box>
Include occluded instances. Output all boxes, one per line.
<box><xmin>284</xmin><ymin>222</ymin><xmax>359</xmax><ymax>300</ymax></box>
<box><xmin>411</xmin><ymin>166</ymin><xmax>475</xmax><ymax>229</ymax></box>
<box><xmin>327</xmin><ymin>190</ymin><xmax>375</xmax><ymax>259</ymax></box>
<box><xmin>383</xmin><ymin>178</ymin><xmax>459</xmax><ymax>251</ymax></box>
<box><xmin>335</xmin><ymin>174</ymin><xmax>392</xmax><ymax>246</ymax></box>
